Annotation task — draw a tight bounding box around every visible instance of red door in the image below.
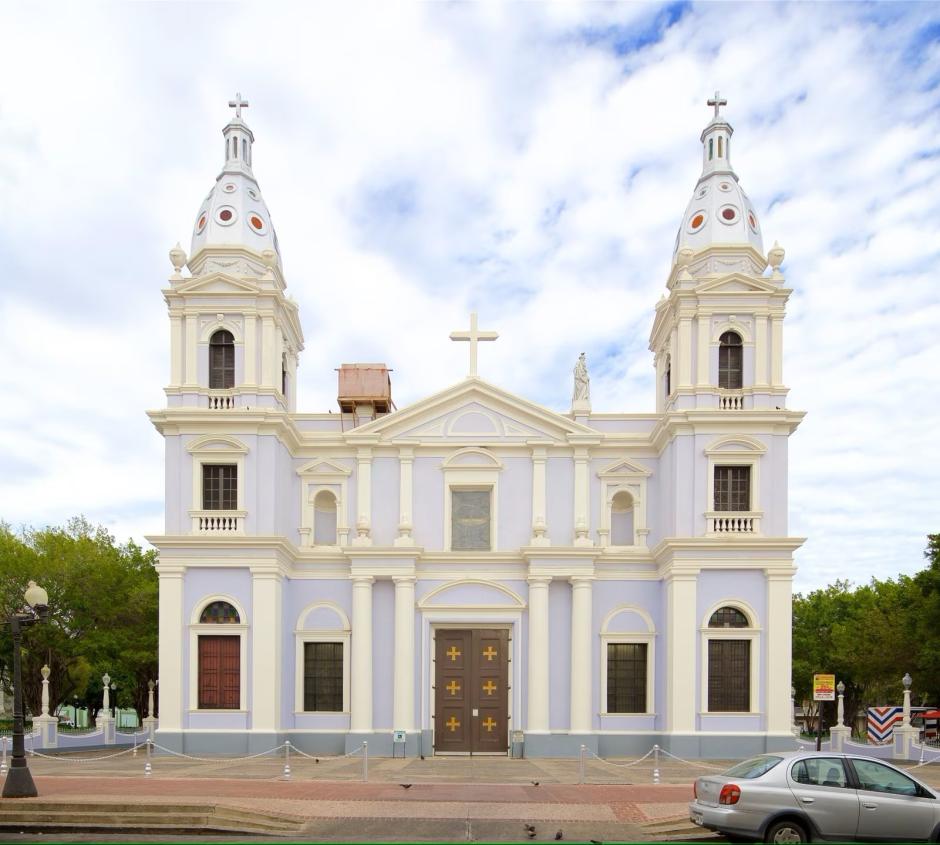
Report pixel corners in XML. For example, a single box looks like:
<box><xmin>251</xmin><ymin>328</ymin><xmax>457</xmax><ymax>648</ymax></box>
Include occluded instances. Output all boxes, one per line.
<box><xmin>198</xmin><ymin>635</ymin><xmax>240</xmax><ymax>709</ymax></box>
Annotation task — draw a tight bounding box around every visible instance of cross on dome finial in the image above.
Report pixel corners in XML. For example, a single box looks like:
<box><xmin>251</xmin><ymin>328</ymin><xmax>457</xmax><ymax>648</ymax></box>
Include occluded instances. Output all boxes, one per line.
<box><xmin>450</xmin><ymin>312</ymin><xmax>498</xmax><ymax>378</ymax></box>
<box><xmin>707</xmin><ymin>90</ymin><xmax>727</xmax><ymax>119</ymax></box>
<box><xmin>228</xmin><ymin>92</ymin><xmax>249</xmax><ymax>120</ymax></box>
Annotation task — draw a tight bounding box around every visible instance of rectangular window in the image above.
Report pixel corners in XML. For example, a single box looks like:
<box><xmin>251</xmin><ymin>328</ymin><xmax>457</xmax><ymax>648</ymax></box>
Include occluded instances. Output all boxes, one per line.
<box><xmin>714</xmin><ymin>466</ymin><xmax>750</xmax><ymax>511</ymax></box>
<box><xmin>203</xmin><ymin>464</ymin><xmax>237</xmax><ymax>510</ymax></box>
<box><xmin>198</xmin><ymin>635</ymin><xmax>240</xmax><ymax>709</ymax></box>
<box><xmin>708</xmin><ymin>639</ymin><xmax>750</xmax><ymax>712</ymax></box>
<box><xmin>607</xmin><ymin>642</ymin><xmax>647</xmax><ymax>713</ymax></box>
<box><xmin>451</xmin><ymin>489</ymin><xmax>491</xmax><ymax>551</ymax></box>
<box><xmin>303</xmin><ymin>642</ymin><xmax>343</xmax><ymax>712</ymax></box>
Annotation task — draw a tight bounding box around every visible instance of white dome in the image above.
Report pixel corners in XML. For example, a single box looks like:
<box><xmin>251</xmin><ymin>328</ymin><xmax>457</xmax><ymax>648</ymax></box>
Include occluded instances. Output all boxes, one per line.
<box><xmin>673</xmin><ymin>104</ymin><xmax>764</xmax><ymax>259</ymax></box>
<box><xmin>189</xmin><ymin>114</ymin><xmax>281</xmax><ymax>266</ymax></box>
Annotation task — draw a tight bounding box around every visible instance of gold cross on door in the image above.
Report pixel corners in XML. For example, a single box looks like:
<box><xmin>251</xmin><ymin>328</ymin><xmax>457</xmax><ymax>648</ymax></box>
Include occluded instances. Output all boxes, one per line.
<box><xmin>482</xmin><ymin>646</ymin><xmax>497</xmax><ymax>660</ymax></box>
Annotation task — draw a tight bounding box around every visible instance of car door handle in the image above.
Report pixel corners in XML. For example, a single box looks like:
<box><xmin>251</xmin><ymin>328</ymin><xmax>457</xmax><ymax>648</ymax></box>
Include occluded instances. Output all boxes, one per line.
<box><xmin>799</xmin><ymin>797</ymin><xmax>814</xmax><ymax>804</ymax></box>
<box><xmin>863</xmin><ymin>803</ymin><xmax>877</xmax><ymax>809</ymax></box>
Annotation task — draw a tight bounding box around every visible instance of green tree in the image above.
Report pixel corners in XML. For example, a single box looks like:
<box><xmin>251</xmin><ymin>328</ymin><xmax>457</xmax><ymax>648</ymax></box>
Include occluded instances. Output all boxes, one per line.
<box><xmin>0</xmin><ymin>518</ymin><xmax>157</xmax><ymax>719</ymax></box>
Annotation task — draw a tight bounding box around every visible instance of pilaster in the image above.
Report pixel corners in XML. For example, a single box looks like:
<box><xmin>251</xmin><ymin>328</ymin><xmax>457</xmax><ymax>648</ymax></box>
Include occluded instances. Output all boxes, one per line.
<box><xmin>169</xmin><ymin>315</ymin><xmax>183</xmax><ymax>386</ymax></box>
<box><xmin>394</xmin><ymin>447</ymin><xmax>415</xmax><ymax>547</ymax></box>
<box><xmin>350</xmin><ymin>576</ymin><xmax>374</xmax><ymax>732</ymax></box>
<box><xmin>156</xmin><ymin>567</ymin><xmax>184</xmax><ymax>732</ymax></box>
<box><xmin>250</xmin><ymin>569</ymin><xmax>282</xmax><ymax>733</ymax></box>
<box><xmin>243</xmin><ymin>314</ymin><xmax>257</xmax><ymax>384</ymax></box>
<box><xmin>573</xmin><ymin>448</ymin><xmax>592</xmax><ymax>547</ymax></box>
<box><xmin>353</xmin><ymin>447</ymin><xmax>373</xmax><ymax>546</ymax></box>
<box><xmin>754</xmin><ymin>313</ymin><xmax>768</xmax><ymax>386</ymax></box>
<box><xmin>695</xmin><ymin>314</ymin><xmax>709</xmax><ymax>386</ymax></box>
<box><xmin>665</xmin><ymin>571</ymin><xmax>698</xmax><ymax>733</ymax></box>
<box><xmin>677</xmin><ymin>315</ymin><xmax>693</xmax><ymax>387</ymax></box>
<box><xmin>184</xmin><ymin>314</ymin><xmax>198</xmax><ymax>386</ymax></box>
<box><xmin>529</xmin><ymin>445</ymin><xmax>550</xmax><ymax>546</ymax></box>
<box><xmin>771</xmin><ymin>316</ymin><xmax>784</xmax><ymax>386</ymax></box>
<box><xmin>765</xmin><ymin>571</ymin><xmax>794</xmax><ymax>733</ymax></box>
<box><xmin>569</xmin><ymin>576</ymin><xmax>594</xmax><ymax>733</ymax></box>
<box><xmin>261</xmin><ymin>315</ymin><xmax>275</xmax><ymax>388</ymax></box>
<box><xmin>526</xmin><ymin>576</ymin><xmax>551</xmax><ymax>732</ymax></box>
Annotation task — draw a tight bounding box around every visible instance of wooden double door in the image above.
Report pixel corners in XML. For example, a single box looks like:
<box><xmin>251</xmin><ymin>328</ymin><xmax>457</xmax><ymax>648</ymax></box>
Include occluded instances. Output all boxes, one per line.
<box><xmin>434</xmin><ymin>629</ymin><xmax>509</xmax><ymax>753</ymax></box>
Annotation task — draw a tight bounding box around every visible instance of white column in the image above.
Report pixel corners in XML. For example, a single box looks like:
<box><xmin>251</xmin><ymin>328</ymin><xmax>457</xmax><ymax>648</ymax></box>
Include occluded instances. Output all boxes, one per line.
<box><xmin>530</xmin><ymin>446</ymin><xmax>549</xmax><ymax>546</ymax></box>
<box><xmin>184</xmin><ymin>314</ymin><xmax>198</xmax><ymax>386</ymax></box>
<box><xmin>156</xmin><ymin>568</ymin><xmax>184</xmax><ymax>732</ymax></box>
<box><xmin>569</xmin><ymin>577</ymin><xmax>594</xmax><ymax>733</ymax></box>
<box><xmin>393</xmin><ymin>576</ymin><xmax>416</xmax><ymax>731</ymax></box>
<box><xmin>665</xmin><ymin>572</ymin><xmax>697</xmax><ymax>733</ymax></box>
<box><xmin>527</xmin><ymin>577</ymin><xmax>551</xmax><ymax>732</ymax></box>
<box><xmin>287</xmin><ymin>351</ymin><xmax>298</xmax><ymax>412</ymax></box>
<box><xmin>350</xmin><ymin>576</ymin><xmax>374</xmax><ymax>732</ymax></box>
<box><xmin>754</xmin><ymin>313</ymin><xmax>768</xmax><ymax>386</ymax></box>
<box><xmin>353</xmin><ymin>448</ymin><xmax>373</xmax><ymax>545</ymax></box>
<box><xmin>261</xmin><ymin>315</ymin><xmax>275</xmax><ymax>387</ymax></box>
<box><xmin>677</xmin><ymin>316</ymin><xmax>693</xmax><ymax>387</ymax></box>
<box><xmin>696</xmin><ymin>315</ymin><xmax>710</xmax><ymax>386</ymax></box>
<box><xmin>169</xmin><ymin>315</ymin><xmax>183</xmax><ymax>387</ymax></box>
<box><xmin>394</xmin><ymin>447</ymin><xmax>415</xmax><ymax>546</ymax></box>
<box><xmin>765</xmin><ymin>572</ymin><xmax>793</xmax><ymax>734</ymax></box>
<box><xmin>573</xmin><ymin>448</ymin><xmax>591</xmax><ymax>546</ymax></box>
<box><xmin>771</xmin><ymin>316</ymin><xmax>784</xmax><ymax>386</ymax></box>
<box><xmin>243</xmin><ymin>314</ymin><xmax>257</xmax><ymax>385</ymax></box>
<box><xmin>251</xmin><ymin>570</ymin><xmax>281</xmax><ymax>732</ymax></box>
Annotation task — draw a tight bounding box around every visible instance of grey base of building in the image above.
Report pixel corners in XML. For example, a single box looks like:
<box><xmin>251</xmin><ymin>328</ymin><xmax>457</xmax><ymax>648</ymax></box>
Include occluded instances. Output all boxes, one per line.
<box><xmin>153</xmin><ymin>730</ymin><xmax>795</xmax><ymax>759</ymax></box>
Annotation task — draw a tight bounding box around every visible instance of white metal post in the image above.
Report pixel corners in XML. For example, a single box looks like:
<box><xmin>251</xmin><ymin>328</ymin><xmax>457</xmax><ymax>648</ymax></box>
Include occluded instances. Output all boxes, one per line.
<box><xmin>362</xmin><ymin>741</ymin><xmax>368</xmax><ymax>782</ymax></box>
<box><xmin>579</xmin><ymin>744</ymin><xmax>585</xmax><ymax>785</ymax></box>
<box><xmin>653</xmin><ymin>744</ymin><xmax>660</xmax><ymax>784</ymax></box>
<box><xmin>284</xmin><ymin>740</ymin><xmax>291</xmax><ymax>780</ymax></box>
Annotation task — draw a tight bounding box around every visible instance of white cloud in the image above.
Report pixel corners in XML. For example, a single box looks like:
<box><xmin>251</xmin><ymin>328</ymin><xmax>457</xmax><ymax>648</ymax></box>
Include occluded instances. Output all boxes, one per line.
<box><xmin>0</xmin><ymin>2</ymin><xmax>938</xmax><ymax>590</ymax></box>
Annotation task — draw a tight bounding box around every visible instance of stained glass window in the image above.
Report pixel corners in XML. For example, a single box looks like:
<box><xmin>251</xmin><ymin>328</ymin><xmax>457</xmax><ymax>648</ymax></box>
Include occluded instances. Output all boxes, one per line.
<box><xmin>199</xmin><ymin>601</ymin><xmax>240</xmax><ymax>624</ymax></box>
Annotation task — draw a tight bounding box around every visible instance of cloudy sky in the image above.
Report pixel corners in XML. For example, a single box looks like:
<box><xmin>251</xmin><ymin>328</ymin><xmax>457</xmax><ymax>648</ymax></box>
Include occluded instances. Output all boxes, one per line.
<box><xmin>1</xmin><ymin>2</ymin><xmax>938</xmax><ymax>592</ymax></box>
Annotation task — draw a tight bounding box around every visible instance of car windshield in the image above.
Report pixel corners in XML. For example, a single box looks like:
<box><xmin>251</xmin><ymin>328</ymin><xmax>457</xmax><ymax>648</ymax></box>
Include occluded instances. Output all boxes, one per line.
<box><xmin>723</xmin><ymin>755</ymin><xmax>783</xmax><ymax>779</ymax></box>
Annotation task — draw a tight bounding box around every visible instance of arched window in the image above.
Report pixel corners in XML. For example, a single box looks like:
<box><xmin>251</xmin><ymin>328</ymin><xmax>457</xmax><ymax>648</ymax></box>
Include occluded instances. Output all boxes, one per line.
<box><xmin>664</xmin><ymin>354</ymin><xmax>671</xmax><ymax>398</ymax></box>
<box><xmin>610</xmin><ymin>491</ymin><xmax>635</xmax><ymax>546</ymax></box>
<box><xmin>242</xmin><ymin>138</ymin><xmax>248</xmax><ymax>161</ymax></box>
<box><xmin>718</xmin><ymin>331</ymin><xmax>743</xmax><ymax>389</ymax></box>
<box><xmin>281</xmin><ymin>353</ymin><xmax>288</xmax><ymax>399</ymax></box>
<box><xmin>707</xmin><ymin>605</ymin><xmax>751</xmax><ymax>712</ymax></box>
<box><xmin>717</xmin><ymin>136</ymin><xmax>723</xmax><ymax>158</ymax></box>
<box><xmin>313</xmin><ymin>490</ymin><xmax>338</xmax><ymax>545</ymax></box>
<box><xmin>199</xmin><ymin>601</ymin><xmax>240</xmax><ymax>624</ymax></box>
<box><xmin>708</xmin><ymin>137</ymin><xmax>714</xmax><ymax>160</ymax></box>
<box><xmin>209</xmin><ymin>330</ymin><xmax>235</xmax><ymax>389</ymax></box>
<box><xmin>708</xmin><ymin>606</ymin><xmax>749</xmax><ymax>628</ymax></box>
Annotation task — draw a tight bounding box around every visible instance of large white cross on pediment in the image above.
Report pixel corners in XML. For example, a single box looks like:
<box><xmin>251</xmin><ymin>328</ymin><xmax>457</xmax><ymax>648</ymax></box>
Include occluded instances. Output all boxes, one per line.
<box><xmin>449</xmin><ymin>312</ymin><xmax>498</xmax><ymax>378</ymax></box>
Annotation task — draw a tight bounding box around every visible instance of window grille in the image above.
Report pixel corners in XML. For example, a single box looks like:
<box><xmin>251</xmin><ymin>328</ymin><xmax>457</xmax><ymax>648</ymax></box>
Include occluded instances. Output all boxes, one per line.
<box><xmin>708</xmin><ymin>606</ymin><xmax>749</xmax><ymax>628</ymax></box>
<box><xmin>708</xmin><ymin>639</ymin><xmax>750</xmax><ymax>711</ymax></box>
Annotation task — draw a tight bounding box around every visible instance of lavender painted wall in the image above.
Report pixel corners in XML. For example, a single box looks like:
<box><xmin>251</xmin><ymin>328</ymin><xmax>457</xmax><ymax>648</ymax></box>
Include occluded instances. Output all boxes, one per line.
<box><xmin>413</xmin><ymin>457</ymin><xmax>443</xmax><ymax>549</ymax></box>
<box><xmin>372</xmin><ymin>580</ymin><xmax>395</xmax><ymax>729</ymax></box>
<box><xmin>546</xmin><ymin>458</ymin><xmax>574</xmax><ymax>545</ymax></box>
<box><xmin>370</xmin><ymin>457</ymin><xmax>399</xmax><ymax>545</ymax></box>
<box><xmin>498</xmin><ymin>457</ymin><xmax>533</xmax><ymax>550</ymax></box>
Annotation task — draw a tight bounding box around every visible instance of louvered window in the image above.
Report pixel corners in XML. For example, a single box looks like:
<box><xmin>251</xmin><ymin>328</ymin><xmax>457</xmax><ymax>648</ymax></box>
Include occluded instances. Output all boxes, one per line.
<box><xmin>303</xmin><ymin>642</ymin><xmax>343</xmax><ymax>712</ymax></box>
<box><xmin>209</xmin><ymin>329</ymin><xmax>235</xmax><ymax>389</ymax></box>
<box><xmin>718</xmin><ymin>331</ymin><xmax>743</xmax><ymax>389</ymax></box>
<box><xmin>708</xmin><ymin>639</ymin><xmax>750</xmax><ymax>712</ymax></box>
<box><xmin>606</xmin><ymin>643</ymin><xmax>647</xmax><ymax>713</ymax></box>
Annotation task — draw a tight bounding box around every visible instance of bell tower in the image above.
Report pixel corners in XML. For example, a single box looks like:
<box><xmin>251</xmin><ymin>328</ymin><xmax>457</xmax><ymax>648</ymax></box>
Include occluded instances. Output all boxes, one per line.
<box><xmin>650</xmin><ymin>93</ymin><xmax>791</xmax><ymax>413</ymax></box>
<box><xmin>163</xmin><ymin>95</ymin><xmax>303</xmax><ymax>412</ymax></box>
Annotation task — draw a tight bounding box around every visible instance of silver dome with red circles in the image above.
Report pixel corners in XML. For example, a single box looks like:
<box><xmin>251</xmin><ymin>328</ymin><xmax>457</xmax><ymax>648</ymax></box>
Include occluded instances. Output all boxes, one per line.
<box><xmin>674</xmin><ymin>93</ymin><xmax>764</xmax><ymax>260</ymax></box>
<box><xmin>190</xmin><ymin>94</ymin><xmax>281</xmax><ymax>266</ymax></box>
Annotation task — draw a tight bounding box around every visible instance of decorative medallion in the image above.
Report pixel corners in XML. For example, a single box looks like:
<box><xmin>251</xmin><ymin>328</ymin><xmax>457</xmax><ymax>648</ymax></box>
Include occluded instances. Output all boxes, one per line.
<box><xmin>718</xmin><ymin>204</ymin><xmax>738</xmax><ymax>224</ymax></box>
<box><xmin>215</xmin><ymin>206</ymin><xmax>237</xmax><ymax>226</ymax></box>
<box><xmin>222</xmin><ymin>182</ymin><xmax>237</xmax><ymax>193</ymax></box>
<box><xmin>688</xmin><ymin>210</ymin><xmax>707</xmax><ymax>233</ymax></box>
<box><xmin>719</xmin><ymin>181</ymin><xmax>733</xmax><ymax>192</ymax></box>
<box><xmin>747</xmin><ymin>210</ymin><xmax>759</xmax><ymax>232</ymax></box>
<box><xmin>195</xmin><ymin>212</ymin><xmax>208</xmax><ymax>234</ymax></box>
<box><xmin>247</xmin><ymin>188</ymin><xmax>260</xmax><ymax>200</ymax></box>
<box><xmin>696</xmin><ymin>185</ymin><xmax>709</xmax><ymax>199</ymax></box>
<box><xmin>248</xmin><ymin>213</ymin><xmax>267</xmax><ymax>234</ymax></box>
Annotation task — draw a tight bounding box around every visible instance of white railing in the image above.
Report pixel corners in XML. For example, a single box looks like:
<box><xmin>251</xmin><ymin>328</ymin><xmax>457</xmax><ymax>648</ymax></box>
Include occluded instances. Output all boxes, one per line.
<box><xmin>208</xmin><ymin>391</ymin><xmax>237</xmax><ymax>410</ymax></box>
<box><xmin>191</xmin><ymin>512</ymin><xmax>244</xmax><ymax>533</ymax></box>
<box><xmin>707</xmin><ymin>512</ymin><xmax>761</xmax><ymax>534</ymax></box>
<box><xmin>718</xmin><ymin>391</ymin><xmax>745</xmax><ymax>410</ymax></box>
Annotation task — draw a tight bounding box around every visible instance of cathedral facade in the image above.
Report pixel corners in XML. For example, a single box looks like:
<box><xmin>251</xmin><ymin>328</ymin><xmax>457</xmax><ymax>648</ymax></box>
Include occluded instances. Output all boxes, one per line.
<box><xmin>149</xmin><ymin>94</ymin><xmax>804</xmax><ymax>757</ymax></box>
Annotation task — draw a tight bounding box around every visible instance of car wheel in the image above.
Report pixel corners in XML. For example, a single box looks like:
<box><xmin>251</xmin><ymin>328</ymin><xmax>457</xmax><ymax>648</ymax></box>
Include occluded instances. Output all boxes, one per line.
<box><xmin>764</xmin><ymin>819</ymin><xmax>809</xmax><ymax>844</ymax></box>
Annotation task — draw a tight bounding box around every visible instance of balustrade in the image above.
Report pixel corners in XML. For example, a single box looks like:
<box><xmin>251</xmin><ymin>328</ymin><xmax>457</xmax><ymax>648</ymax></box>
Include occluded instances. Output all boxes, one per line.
<box><xmin>208</xmin><ymin>392</ymin><xmax>236</xmax><ymax>410</ymax></box>
<box><xmin>707</xmin><ymin>512</ymin><xmax>760</xmax><ymax>534</ymax></box>
<box><xmin>718</xmin><ymin>391</ymin><xmax>745</xmax><ymax>410</ymax></box>
<box><xmin>192</xmin><ymin>512</ymin><xmax>243</xmax><ymax>533</ymax></box>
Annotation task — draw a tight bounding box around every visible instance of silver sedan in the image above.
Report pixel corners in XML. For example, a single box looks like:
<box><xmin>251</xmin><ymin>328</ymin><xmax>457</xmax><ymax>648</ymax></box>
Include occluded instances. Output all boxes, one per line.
<box><xmin>688</xmin><ymin>750</ymin><xmax>940</xmax><ymax>842</ymax></box>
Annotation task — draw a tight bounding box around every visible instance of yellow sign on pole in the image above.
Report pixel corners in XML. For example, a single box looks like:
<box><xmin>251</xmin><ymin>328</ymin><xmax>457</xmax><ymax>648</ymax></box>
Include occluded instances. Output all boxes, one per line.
<box><xmin>813</xmin><ymin>674</ymin><xmax>836</xmax><ymax>701</ymax></box>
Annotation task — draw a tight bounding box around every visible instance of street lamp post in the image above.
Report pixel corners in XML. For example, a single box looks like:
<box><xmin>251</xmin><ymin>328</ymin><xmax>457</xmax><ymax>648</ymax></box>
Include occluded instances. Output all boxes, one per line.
<box><xmin>2</xmin><ymin>581</ymin><xmax>50</xmax><ymax>798</ymax></box>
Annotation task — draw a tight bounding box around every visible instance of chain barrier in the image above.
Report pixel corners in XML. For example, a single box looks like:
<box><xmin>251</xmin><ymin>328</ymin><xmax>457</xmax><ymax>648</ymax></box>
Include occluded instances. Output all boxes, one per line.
<box><xmin>149</xmin><ymin>740</ymin><xmax>286</xmax><ymax>763</ymax></box>
<box><xmin>657</xmin><ymin>746</ymin><xmax>727</xmax><ymax>771</ymax></box>
<box><xmin>584</xmin><ymin>745</ymin><xmax>657</xmax><ymax>769</ymax></box>
<box><xmin>29</xmin><ymin>746</ymin><xmax>138</xmax><ymax>763</ymax></box>
<box><xmin>289</xmin><ymin>742</ymin><xmax>365</xmax><ymax>762</ymax></box>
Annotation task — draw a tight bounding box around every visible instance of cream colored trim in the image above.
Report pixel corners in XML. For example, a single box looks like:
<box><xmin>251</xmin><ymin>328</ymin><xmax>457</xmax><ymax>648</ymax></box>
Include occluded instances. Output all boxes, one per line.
<box><xmin>293</xmin><ymin>630</ymin><xmax>350</xmax><ymax>715</ymax></box>
<box><xmin>441</xmin><ymin>447</ymin><xmax>504</xmax><ymax>470</ymax></box>
<box><xmin>186</xmin><ymin>435</ymin><xmax>249</xmax><ymax>454</ymax></box>
<box><xmin>296</xmin><ymin>600</ymin><xmax>350</xmax><ymax>631</ymax></box>
<box><xmin>417</xmin><ymin>579</ymin><xmax>525</xmax><ymax>609</ymax></box>
<box><xmin>601</xmin><ymin>604</ymin><xmax>655</xmax><ymax>634</ymax></box>
<box><xmin>190</xmin><ymin>593</ymin><xmax>248</xmax><ymax>626</ymax></box>
<box><xmin>443</xmin><ymin>456</ymin><xmax>501</xmax><ymax>551</ymax></box>
<box><xmin>188</xmin><ymin>598</ymin><xmax>249</xmax><ymax>714</ymax></box>
<box><xmin>711</xmin><ymin>320</ymin><xmax>753</xmax><ymax>344</ymax></box>
<box><xmin>600</xmin><ymin>633</ymin><xmax>656</xmax><ymax>717</ymax></box>
<box><xmin>199</xmin><ymin>317</ymin><xmax>244</xmax><ymax>343</ymax></box>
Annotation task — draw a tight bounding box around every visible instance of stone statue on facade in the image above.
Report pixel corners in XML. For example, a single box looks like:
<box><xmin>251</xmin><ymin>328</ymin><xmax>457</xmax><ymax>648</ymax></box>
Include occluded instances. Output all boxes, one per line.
<box><xmin>573</xmin><ymin>353</ymin><xmax>590</xmax><ymax>403</ymax></box>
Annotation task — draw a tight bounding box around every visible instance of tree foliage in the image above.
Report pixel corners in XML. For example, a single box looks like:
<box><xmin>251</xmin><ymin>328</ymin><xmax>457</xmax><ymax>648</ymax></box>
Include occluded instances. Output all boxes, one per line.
<box><xmin>0</xmin><ymin>518</ymin><xmax>157</xmax><ymax>719</ymax></box>
<box><xmin>792</xmin><ymin>534</ymin><xmax>940</xmax><ymax>730</ymax></box>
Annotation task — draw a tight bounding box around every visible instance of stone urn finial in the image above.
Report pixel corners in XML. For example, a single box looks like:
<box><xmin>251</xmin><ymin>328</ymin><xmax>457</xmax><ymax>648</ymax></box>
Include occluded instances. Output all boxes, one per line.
<box><xmin>767</xmin><ymin>241</ymin><xmax>785</xmax><ymax>277</ymax></box>
<box><xmin>41</xmin><ymin>664</ymin><xmax>50</xmax><ymax>681</ymax></box>
<box><xmin>169</xmin><ymin>243</ymin><xmax>187</xmax><ymax>278</ymax></box>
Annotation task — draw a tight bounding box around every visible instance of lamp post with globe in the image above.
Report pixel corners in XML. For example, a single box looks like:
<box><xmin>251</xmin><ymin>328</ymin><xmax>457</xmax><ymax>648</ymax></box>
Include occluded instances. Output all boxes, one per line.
<box><xmin>2</xmin><ymin>581</ymin><xmax>50</xmax><ymax>798</ymax></box>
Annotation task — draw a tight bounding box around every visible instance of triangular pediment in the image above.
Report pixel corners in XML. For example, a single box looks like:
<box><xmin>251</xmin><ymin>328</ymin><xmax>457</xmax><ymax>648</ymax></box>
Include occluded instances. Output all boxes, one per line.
<box><xmin>296</xmin><ymin>457</ymin><xmax>353</xmax><ymax>477</ymax></box>
<box><xmin>597</xmin><ymin>457</ymin><xmax>652</xmax><ymax>478</ymax></box>
<box><xmin>175</xmin><ymin>273</ymin><xmax>260</xmax><ymax>295</ymax></box>
<box><xmin>346</xmin><ymin>378</ymin><xmax>597</xmax><ymax>444</ymax></box>
<box><xmin>695</xmin><ymin>273</ymin><xmax>778</xmax><ymax>295</ymax></box>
